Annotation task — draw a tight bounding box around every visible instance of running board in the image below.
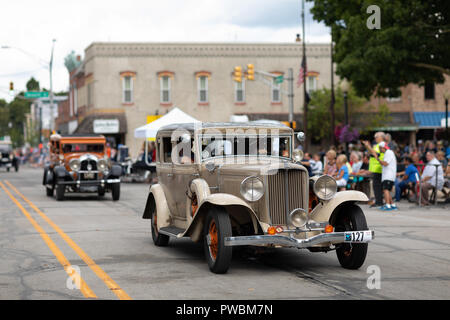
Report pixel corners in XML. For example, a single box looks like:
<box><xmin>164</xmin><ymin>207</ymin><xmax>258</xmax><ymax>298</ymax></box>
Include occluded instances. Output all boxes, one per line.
<box><xmin>159</xmin><ymin>226</ymin><xmax>186</xmax><ymax>238</ymax></box>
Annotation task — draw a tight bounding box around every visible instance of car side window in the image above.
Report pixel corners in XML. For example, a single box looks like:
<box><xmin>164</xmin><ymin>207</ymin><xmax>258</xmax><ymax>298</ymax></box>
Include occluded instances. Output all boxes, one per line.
<box><xmin>162</xmin><ymin>137</ymin><xmax>172</xmax><ymax>163</ymax></box>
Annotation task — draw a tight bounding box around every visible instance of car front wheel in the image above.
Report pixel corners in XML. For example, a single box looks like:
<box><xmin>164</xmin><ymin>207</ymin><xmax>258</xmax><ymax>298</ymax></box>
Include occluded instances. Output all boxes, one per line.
<box><xmin>334</xmin><ymin>204</ymin><xmax>368</xmax><ymax>270</ymax></box>
<box><xmin>203</xmin><ymin>207</ymin><xmax>232</xmax><ymax>274</ymax></box>
<box><xmin>111</xmin><ymin>183</ymin><xmax>120</xmax><ymax>201</ymax></box>
<box><xmin>55</xmin><ymin>183</ymin><xmax>65</xmax><ymax>201</ymax></box>
<box><xmin>151</xmin><ymin>206</ymin><xmax>169</xmax><ymax>246</ymax></box>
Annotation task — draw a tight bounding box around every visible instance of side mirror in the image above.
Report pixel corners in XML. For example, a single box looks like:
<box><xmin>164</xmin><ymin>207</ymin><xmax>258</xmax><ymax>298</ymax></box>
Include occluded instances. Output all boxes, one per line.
<box><xmin>297</xmin><ymin>132</ymin><xmax>305</xmax><ymax>142</ymax></box>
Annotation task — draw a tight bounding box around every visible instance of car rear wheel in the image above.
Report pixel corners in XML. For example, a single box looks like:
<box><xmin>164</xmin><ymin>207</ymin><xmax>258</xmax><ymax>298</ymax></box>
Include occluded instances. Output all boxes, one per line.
<box><xmin>111</xmin><ymin>183</ymin><xmax>120</xmax><ymax>201</ymax></box>
<box><xmin>151</xmin><ymin>206</ymin><xmax>169</xmax><ymax>246</ymax></box>
<box><xmin>55</xmin><ymin>183</ymin><xmax>65</xmax><ymax>201</ymax></box>
<box><xmin>203</xmin><ymin>207</ymin><xmax>232</xmax><ymax>274</ymax></box>
<box><xmin>334</xmin><ymin>204</ymin><xmax>368</xmax><ymax>269</ymax></box>
<box><xmin>46</xmin><ymin>185</ymin><xmax>54</xmax><ymax>197</ymax></box>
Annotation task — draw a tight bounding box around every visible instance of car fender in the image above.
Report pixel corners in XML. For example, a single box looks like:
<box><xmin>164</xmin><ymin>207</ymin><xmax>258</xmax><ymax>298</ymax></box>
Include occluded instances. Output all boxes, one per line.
<box><xmin>44</xmin><ymin>168</ymin><xmax>54</xmax><ymax>185</ymax></box>
<box><xmin>54</xmin><ymin>166</ymin><xmax>68</xmax><ymax>180</ymax></box>
<box><xmin>310</xmin><ymin>190</ymin><xmax>369</xmax><ymax>224</ymax></box>
<box><xmin>184</xmin><ymin>179</ymin><xmax>262</xmax><ymax>242</ymax></box>
<box><xmin>142</xmin><ymin>184</ymin><xmax>171</xmax><ymax>231</ymax></box>
<box><xmin>109</xmin><ymin>164</ymin><xmax>122</xmax><ymax>178</ymax></box>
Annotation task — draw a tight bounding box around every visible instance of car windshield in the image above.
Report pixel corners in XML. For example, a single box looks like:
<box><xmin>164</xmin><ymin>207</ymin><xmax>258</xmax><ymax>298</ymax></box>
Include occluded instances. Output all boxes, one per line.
<box><xmin>0</xmin><ymin>145</ymin><xmax>11</xmax><ymax>153</ymax></box>
<box><xmin>62</xmin><ymin>143</ymin><xmax>104</xmax><ymax>153</ymax></box>
<box><xmin>200</xmin><ymin>135</ymin><xmax>291</xmax><ymax>160</ymax></box>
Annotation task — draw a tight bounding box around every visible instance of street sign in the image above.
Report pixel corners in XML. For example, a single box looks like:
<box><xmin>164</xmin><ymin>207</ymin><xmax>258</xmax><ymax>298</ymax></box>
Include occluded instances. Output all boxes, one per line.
<box><xmin>275</xmin><ymin>75</ymin><xmax>284</xmax><ymax>84</ymax></box>
<box><xmin>25</xmin><ymin>91</ymin><xmax>49</xmax><ymax>98</ymax></box>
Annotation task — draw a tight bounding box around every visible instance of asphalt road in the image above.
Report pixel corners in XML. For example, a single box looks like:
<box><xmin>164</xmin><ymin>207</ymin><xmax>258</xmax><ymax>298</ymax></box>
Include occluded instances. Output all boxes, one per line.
<box><xmin>0</xmin><ymin>167</ymin><xmax>449</xmax><ymax>300</ymax></box>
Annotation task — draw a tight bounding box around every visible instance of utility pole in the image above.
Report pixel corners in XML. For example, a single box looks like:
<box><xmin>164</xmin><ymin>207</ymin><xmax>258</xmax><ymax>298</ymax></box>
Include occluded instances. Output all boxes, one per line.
<box><xmin>301</xmin><ymin>0</ymin><xmax>308</xmax><ymax>149</ymax></box>
<box><xmin>288</xmin><ymin>68</ymin><xmax>294</xmax><ymax>128</ymax></box>
<box><xmin>330</xmin><ymin>36</ymin><xmax>336</xmax><ymax>146</ymax></box>
<box><xmin>49</xmin><ymin>39</ymin><xmax>56</xmax><ymax>133</ymax></box>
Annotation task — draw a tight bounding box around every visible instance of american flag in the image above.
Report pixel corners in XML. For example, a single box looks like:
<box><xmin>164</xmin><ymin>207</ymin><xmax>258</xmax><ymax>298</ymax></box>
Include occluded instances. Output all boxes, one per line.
<box><xmin>297</xmin><ymin>55</ymin><xmax>307</xmax><ymax>87</ymax></box>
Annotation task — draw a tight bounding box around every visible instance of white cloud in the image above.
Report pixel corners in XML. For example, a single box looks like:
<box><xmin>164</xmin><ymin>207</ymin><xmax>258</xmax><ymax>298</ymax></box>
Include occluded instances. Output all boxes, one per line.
<box><xmin>0</xmin><ymin>0</ymin><xmax>329</xmax><ymax>102</ymax></box>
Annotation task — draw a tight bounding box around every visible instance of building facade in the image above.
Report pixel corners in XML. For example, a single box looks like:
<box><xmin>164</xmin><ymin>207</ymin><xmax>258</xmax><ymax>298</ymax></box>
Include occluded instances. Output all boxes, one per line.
<box><xmin>57</xmin><ymin>42</ymin><xmax>336</xmax><ymax>157</ymax></box>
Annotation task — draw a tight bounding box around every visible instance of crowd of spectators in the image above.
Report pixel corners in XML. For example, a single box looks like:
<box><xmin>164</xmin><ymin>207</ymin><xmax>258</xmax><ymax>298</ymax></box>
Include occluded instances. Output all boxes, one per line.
<box><xmin>302</xmin><ymin>132</ymin><xmax>450</xmax><ymax>209</ymax></box>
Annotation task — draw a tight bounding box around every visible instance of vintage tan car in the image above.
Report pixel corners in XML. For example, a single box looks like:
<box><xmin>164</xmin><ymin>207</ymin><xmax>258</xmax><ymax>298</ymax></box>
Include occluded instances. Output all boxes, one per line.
<box><xmin>143</xmin><ymin>123</ymin><xmax>374</xmax><ymax>273</ymax></box>
<box><xmin>43</xmin><ymin>133</ymin><xmax>121</xmax><ymax>201</ymax></box>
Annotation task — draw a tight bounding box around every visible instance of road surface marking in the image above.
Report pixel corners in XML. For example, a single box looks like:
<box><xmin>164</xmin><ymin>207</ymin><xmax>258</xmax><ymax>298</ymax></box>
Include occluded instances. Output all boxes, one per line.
<box><xmin>0</xmin><ymin>181</ymin><xmax>97</xmax><ymax>299</ymax></box>
<box><xmin>5</xmin><ymin>180</ymin><xmax>132</xmax><ymax>300</ymax></box>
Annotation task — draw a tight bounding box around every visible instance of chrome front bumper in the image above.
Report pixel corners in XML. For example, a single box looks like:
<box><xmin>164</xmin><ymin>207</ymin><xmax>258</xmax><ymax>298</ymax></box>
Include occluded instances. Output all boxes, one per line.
<box><xmin>224</xmin><ymin>230</ymin><xmax>375</xmax><ymax>248</ymax></box>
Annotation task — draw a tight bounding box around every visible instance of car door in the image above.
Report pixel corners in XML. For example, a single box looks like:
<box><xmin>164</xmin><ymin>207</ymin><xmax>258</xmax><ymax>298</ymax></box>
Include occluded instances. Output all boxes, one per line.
<box><xmin>157</xmin><ymin>135</ymin><xmax>177</xmax><ymax>216</ymax></box>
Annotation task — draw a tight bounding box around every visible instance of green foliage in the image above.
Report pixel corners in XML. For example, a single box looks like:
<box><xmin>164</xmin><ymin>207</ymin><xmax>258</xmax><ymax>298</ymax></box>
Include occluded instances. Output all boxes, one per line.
<box><xmin>26</xmin><ymin>77</ymin><xmax>40</xmax><ymax>91</ymax></box>
<box><xmin>307</xmin><ymin>0</ymin><xmax>450</xmax><ymax>98</ymax></box>
<box><xmin>0</xmin><ymin>99</ymin><xmax>10</xmax><ymax>138</ymax></box>
<box><xmin>307</xmin><ymin>86</ymin><xmax>366</xmax><ymax>142</ymax></box>
<box><xmin>307</xmin><ymin>87</ymin><xmax>391</xmax><ymax>142</ymax></box>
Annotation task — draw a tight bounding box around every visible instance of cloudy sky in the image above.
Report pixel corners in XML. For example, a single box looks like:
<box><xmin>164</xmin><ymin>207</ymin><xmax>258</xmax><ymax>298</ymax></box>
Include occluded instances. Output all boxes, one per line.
<box><xmin>0</xmin><ymin>0</ymin><xmax>330</xmax><ymax>102</ymax></box>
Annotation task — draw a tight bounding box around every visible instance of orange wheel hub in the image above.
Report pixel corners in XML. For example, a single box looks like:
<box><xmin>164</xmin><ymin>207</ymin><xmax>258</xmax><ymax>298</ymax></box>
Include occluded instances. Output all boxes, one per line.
<box><xmin>208</xmin><ymin>221</ymin><xmax>218</xmax><ymax>260</ymax></box>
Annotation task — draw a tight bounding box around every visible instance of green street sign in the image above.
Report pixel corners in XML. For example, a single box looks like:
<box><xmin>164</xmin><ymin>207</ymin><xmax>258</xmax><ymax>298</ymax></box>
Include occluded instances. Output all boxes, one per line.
<box><xmin>25</xmin><ymin>91</ymin><xmax>49</xmax><ymax>98</ymax></box>
<box><xmin>275</xmin><ymin>75</ymin><xmax>284</xmax><ymax>84</ymax></box>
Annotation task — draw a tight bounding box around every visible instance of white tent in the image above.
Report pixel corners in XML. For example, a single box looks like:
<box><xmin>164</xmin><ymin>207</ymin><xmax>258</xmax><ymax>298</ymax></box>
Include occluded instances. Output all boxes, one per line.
<box><xmin>134</xmin><ymin>107</ymin><xmax>200</xmax><ymax>138</ymax></box>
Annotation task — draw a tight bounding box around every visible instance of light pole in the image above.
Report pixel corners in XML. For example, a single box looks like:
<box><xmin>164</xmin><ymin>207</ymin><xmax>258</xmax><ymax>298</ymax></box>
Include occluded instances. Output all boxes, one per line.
<box><xmin>49</xmin><ymin>39</ymin><xmax>56</xmax><ymax>133</ymax></box>
<box><xmin>444</xmin><ymin>91</ymin><xmax>450</xmax><ymax>140</ymax></box>
<box><xmin>340</xmin><ymin>79</ymin><xmax>350</xmax><ymax>158</ymax></box>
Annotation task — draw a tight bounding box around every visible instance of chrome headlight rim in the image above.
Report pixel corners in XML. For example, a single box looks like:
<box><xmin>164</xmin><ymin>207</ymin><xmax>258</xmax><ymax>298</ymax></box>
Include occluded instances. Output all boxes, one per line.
<box><xmin>289</xmin><ymin>208</ymin><xmax>308</xmax><ymax>228</ymax></box>
<box><xmin>240</xmin><ymin>176</ymin><xmax>264</xmax><ymax>202</ymax></box>
<box><xmin>313</xmin><ymin>175</ymin><xmax>337</xmax><ymax>201</ymax></box>
<box><xmin>98</xmin><ymin>159</ymin><xmax>108</xmax><ymax>172</ymax></box>
<box><xmin>293</xmin><ymin>149</ymin><xmax>304</xmax><ymax>162</ymax></box>
<box><xmin>69</xmin><ymin>158</ymin><xmax>81</xmax><ymax>172</ymax></box>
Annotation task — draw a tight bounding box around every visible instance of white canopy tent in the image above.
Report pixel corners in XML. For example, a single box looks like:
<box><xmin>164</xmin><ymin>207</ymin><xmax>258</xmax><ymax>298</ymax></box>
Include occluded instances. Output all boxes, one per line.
<box><xmin>134</xmin><ymin>107</ymin><xmax>200</xmax><ymax>139</ymax></box>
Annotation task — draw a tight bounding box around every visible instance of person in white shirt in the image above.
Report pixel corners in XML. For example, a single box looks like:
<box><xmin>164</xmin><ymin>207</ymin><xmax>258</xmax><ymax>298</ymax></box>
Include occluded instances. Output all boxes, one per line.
<box><xmin>420</xmin><ymin>151</ymin><xmax>444</xmax><ymax>205</ymax></box>
<box><xmin>371</xmin><ymin>142</ymin><xmax>397</xmax><ymax>210</ymax></box>
<box><xmin>310</xmin><ymin>153</ymin><xmax>323</xmax><ymax>176</ymax></box>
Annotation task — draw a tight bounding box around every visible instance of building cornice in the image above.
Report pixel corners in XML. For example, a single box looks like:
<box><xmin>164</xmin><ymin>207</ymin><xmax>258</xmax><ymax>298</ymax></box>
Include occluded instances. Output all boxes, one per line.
<box><xmin>84</xmin><ymin>42</ymin><xmax>331</xmax><ymax>62</ymax></box>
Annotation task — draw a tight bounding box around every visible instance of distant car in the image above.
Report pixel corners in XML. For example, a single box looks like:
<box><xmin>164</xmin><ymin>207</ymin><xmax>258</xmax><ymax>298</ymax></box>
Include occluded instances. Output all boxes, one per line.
<box><xmin>43</xmin><ymin>134</ymin><xmax>121</xmax><ymax>201</ymax></box>
<box><xmin>142</xmin><ymin>122</ymin><xmax>374</xmax><ymax>274</ymax></box>
<box><xmin>0</xmin><ymin>141</ymin><xmax>19</xmax><ymax>172</ymax></box>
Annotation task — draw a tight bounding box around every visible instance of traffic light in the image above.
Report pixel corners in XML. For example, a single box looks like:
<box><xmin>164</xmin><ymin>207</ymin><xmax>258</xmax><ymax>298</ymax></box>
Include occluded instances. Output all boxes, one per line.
<box><xmin>246</xmin><ymin>64</ymin><xmax>255</xmax><ymax>80</ymax></box>
<box><xmin>233</xmin><ymin>66</ymin><xmax>242</xmax><ymax>82</ymax></box>
<box><xmin>9</xmin><ymin>82</ymin><xmax>13</xmax><ymax>91</ymax></box>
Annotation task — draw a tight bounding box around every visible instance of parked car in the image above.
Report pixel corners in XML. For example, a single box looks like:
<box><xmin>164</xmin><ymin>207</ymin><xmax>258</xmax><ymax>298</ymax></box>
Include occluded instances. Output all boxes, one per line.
<box><xmin>142</xmin><ymin>123</ymin><xmax>374</xmax><ymax>273</ymax></box>
<box><xmin>43</xmin><ymin>133</ymin><xmax>121</xmax><ymax>201</ymax></box>
<box><xmin>0</xmin><ymin>141</ymin><xmax>19</xmax><ymax>172</ymax></box>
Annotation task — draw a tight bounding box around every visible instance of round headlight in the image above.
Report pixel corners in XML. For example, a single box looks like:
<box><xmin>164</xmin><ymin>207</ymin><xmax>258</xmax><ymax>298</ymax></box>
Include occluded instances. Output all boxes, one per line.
<box><xmin>289</xmin><ymin>208</ymin><xmax>308</xmax><ymax>228</ymax></box>
<box><xmin>240</xmin><ymin>176</ymin><xmax>264</xmax><ymax>202</ymax></box>
<box><xmin>98</xmin><ymin>159</ymin><xmax>108</xmax><ymax>171</ymax></box>
<box><xmin>293</xmin><ymin>149</ymin><xmax>303</xmax><ymax>162</ymax></box>
<box><xmin>69</xmin><ymin>159</ymin><xmax>80</xmax><ymax>171</ymax></box>
<box><xmin>313</xmin><ymin>175</ymin><xmax>337</xmax><ymax>200</ymax></box>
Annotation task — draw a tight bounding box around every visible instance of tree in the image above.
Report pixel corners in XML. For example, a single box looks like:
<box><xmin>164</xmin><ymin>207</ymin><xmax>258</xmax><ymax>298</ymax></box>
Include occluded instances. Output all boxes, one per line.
<box><xmin>7</xmin><ymin>95</ymin><xmax>31</xmax><ymax>147</ymax></box>
<box><xmin>0</xmin><ymin>99</ymin><xmax>10</xmax><ymax>138</ymax></box>
<box><xmin>307</xmin><ymin>87</ymin><xmax>389</xmax><ymax>144</ymax></box>
<box><xmin>307</xmin><ymin>0</ymin><xmax>450</xmax><ymax>98</ymax></box>
<box><xmin>26</xmin><ymin>77</ymin><xmax>40</xmax><ymax>91</ymax></box>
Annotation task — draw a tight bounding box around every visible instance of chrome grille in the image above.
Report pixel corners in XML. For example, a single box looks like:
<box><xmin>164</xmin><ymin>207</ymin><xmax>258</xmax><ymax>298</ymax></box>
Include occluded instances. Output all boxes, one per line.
<box><xmin>267</xmin><ymin>169</ymin><xmax>307</xmax><ymax>225</ymax></box>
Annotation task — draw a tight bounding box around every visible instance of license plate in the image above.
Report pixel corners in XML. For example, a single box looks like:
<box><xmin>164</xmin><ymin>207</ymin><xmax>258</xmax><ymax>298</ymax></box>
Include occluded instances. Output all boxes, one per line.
<box><xmin>83</xmin><ymin>173</ymin><xmax>95</xmax><ymax>179</ymax></box>
<box><xmin>344</xmin><ymin>231</ymin><xmax>373</xmax><ymax>243</ymax></box>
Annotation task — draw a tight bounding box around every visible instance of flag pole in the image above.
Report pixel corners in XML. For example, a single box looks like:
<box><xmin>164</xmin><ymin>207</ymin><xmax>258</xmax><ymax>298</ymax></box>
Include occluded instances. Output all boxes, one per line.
<box><xmin>302</xmin><ymin>0</ymin><xmax>308</xmax><ymax>149</ymax></box>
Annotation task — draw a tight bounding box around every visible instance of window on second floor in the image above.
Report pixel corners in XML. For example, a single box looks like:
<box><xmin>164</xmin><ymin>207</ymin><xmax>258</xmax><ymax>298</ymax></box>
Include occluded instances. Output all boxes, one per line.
<box><xmin>160</xmin><ymin>76</ymin><xmax>171</xmax><ymax>103</ymax></box>
<box><xmin>307</xmin><ymin>76</ymin><xmax>317</xmax><ymax>95</ymax></box>
<box><xmin>122</xmin><ymin>76</ymin><xmax>133</xmax><ymax>103</ymax></box>
<box><xmin>235</xmin><ymin>80</ymin><xmax>245</xmax><ymax>103</ymax></box>
<box><xmin>198</xmin><ymin>76</ymin><xmax>208</xmax><ymax>103</ymax></box>
<box><xmin>424</xmin><ymin>82</ymin><xmax>435</xmax><ymax>100</ymax></box>
<box><xmin>271</xmin><ymin>79</ymin><xmax>281</xmax><ymax>103</ymax></box>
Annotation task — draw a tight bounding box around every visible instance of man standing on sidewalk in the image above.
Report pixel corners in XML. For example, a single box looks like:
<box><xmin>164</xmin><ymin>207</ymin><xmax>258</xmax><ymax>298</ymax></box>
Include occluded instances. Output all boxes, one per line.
<box><xmin>363</xmin><ymin>132</ymin><xmax>385</xmax><ymax>208</ymax></box>
<box><xmin>371</xmin><ymin>142</ymin><xmax>397</xmax><ymax>210</ymax></box>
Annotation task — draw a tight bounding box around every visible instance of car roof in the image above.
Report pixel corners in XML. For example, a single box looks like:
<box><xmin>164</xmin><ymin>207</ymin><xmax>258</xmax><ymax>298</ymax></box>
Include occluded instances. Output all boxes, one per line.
<box><xmin>157</xmin><ymin>122</ymin><xmax>293</xmax><ymax>135</ymax></box>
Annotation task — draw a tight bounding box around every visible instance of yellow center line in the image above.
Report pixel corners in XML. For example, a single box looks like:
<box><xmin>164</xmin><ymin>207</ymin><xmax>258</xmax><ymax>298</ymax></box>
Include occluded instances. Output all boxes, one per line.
<box><xmin>0</xmin><ymin>181</ymin><xmax>97</xmax><ymax>299</ymax></box>
<box><xmin>5</xmin><ymin>180</ymin><xmax>132</xmax><ymax>300</ymax></box>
